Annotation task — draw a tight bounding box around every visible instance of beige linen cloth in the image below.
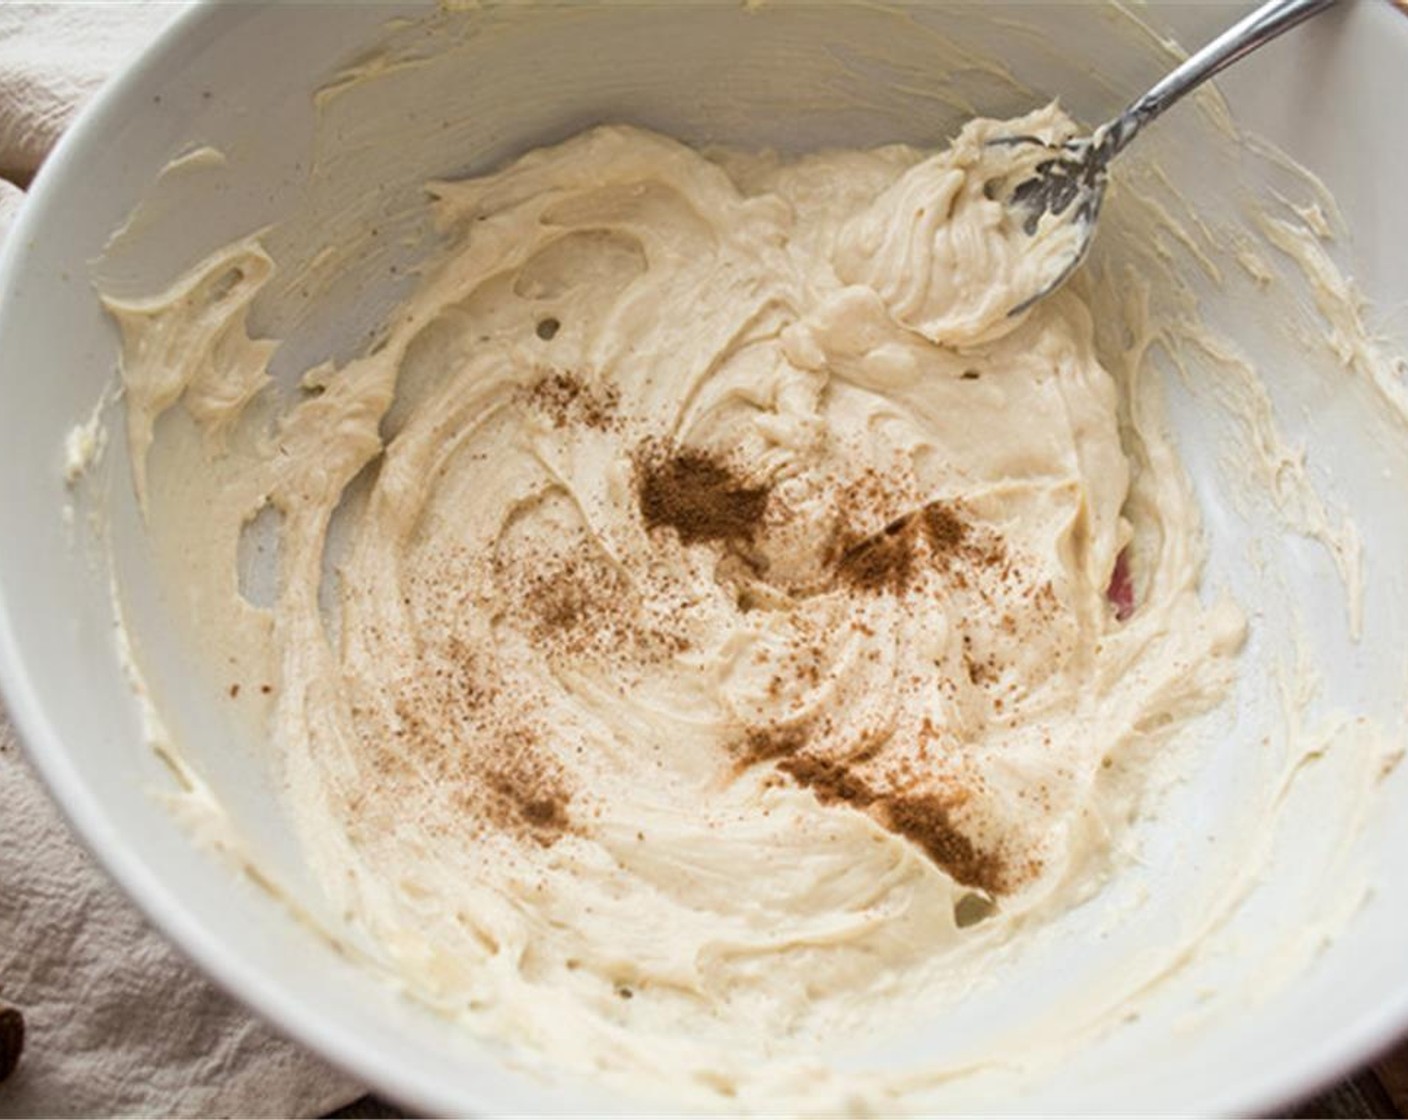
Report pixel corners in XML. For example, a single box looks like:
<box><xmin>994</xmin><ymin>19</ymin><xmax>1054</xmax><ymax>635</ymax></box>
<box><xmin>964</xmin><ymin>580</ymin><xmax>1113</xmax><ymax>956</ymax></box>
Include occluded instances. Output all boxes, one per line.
<box><xmin>0</xmin><ymin>6</ymin><xmax>361</xmax><ymax>1116</ymax></box>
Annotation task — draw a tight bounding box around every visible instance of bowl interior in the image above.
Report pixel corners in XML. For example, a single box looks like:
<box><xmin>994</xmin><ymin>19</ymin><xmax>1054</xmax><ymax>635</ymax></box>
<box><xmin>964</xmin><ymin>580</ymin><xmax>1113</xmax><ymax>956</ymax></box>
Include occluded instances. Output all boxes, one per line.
<box><xmin>2</xmin><ymin>2</ymin><xmax>1408</xmax><ymax>1113</ymax></box>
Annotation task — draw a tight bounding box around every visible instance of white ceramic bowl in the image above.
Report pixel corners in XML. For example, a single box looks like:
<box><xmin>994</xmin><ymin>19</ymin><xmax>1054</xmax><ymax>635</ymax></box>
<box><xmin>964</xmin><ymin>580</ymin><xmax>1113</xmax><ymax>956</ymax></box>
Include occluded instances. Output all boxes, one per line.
<box><xmin>3</xmin><ymin>2</ymin><xmax>1408</xmax><ymax>1113</ymax></box>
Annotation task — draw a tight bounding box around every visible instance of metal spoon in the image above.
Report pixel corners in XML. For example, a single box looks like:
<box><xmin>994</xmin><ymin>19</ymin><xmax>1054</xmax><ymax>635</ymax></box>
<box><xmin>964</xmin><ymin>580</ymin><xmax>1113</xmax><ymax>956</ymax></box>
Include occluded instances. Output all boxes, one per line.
<box><xmin>996</xmin><ymin>0</ymin><xmax>1339</xmax><ymax>317</ymax></box>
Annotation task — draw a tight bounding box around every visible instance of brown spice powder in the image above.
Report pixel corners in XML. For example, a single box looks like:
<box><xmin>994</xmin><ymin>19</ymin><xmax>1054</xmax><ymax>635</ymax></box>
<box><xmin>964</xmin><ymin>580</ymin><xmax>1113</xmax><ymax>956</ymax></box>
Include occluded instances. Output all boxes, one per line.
<box><xmin>778</xmin><ymin>754</ymin><xmax>876</xmax><ymax>809</ymax></box>
<box><xmin>373</xmin><ymin>586</ymin><xmax>576</xmax><ymax>849</ymax></box>
<box><xmin>833</xmin><ymin>499</ymin><xmax>980</xmax><ymax>594</ymax></box>
<box><xmin>495</xmin><ymin>529</ymin><xmax>686</xmax><ymax>664</ymax></box>
<box><xmin>738</xmin><ymin>725</ymin><xmax>810</xmax><ymax>767</ymax></box>
<box><xmin>922</xmin><ymin>501</ymin><xmax>968</xmax><ymax>552</ymax></box>
<box><xmin>881</xmin><ymin>793</ymin><xmax>1006</xmax><ymax>892</ymax></box>
<box><xmin>835</xmin><ymin>515</ymin><xmax>919</xmax><ymax>593</ymax></box>
<box><xmin>488</xmin><ymin>760</ymin><xmax>572</xmax><ymax>845</ymax></box>
<box><xmin>520</xmin><ymin>369</ymin><xmax>620</xmax><ymax>431</ymax></box>
<box><xmin>777</xmin><ymin>753</ymin><xmax>1008</xmax><ymax>894</ymax></box>
<box><xmin>637</xmin><ymin>442</ymin><xmax>769</xmax><ymax>545</ymax></box>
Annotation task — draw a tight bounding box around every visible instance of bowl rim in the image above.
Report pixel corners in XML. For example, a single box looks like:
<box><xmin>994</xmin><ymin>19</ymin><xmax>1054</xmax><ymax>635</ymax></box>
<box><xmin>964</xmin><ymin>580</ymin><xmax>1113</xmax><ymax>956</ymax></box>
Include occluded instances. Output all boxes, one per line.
<box><xmin>2</xmin><ymin>1</ymin><xmax>1408</xmax><ymax>1114</ymax></box>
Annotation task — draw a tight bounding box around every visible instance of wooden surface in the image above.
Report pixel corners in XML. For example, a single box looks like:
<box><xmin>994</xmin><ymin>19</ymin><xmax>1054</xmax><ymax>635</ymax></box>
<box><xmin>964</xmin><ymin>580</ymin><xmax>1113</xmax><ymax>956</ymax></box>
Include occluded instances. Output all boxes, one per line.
<box><xmin>1374</xmin><ymin>1039</ymin><xmax>1408</xmax><ymax>1116</ymax></box>
<box><xmin>0</xmin><ymin>1000</ymin><xmax>22</xmax><ymax>1084</ymax></box>
<box><xmin>1290</xmin><ymin>1036</ymin><xmax>1408</xmax><ymax>1118</ymax></box>
<box><xmin>323</xmin><ymin>1035</ymin><xmax>1408</xmax><ymax>1118</ymax></box>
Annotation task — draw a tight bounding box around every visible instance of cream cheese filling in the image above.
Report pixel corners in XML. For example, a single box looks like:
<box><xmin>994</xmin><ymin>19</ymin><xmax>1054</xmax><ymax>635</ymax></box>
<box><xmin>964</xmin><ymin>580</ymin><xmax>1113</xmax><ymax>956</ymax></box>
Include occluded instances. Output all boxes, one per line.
<box><xmin>101</xmin><ymin>104</ymin><xmax>1251</xmax><ymax>1100</ymax></box>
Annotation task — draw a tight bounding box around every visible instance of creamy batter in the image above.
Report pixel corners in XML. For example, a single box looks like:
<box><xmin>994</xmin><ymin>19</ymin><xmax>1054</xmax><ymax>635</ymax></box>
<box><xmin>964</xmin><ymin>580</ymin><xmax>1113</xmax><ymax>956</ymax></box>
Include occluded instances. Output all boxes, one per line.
<box><xmin>102</xmin><ymin>104</ymin><xmax>1249</xmax><ymax>1101</ymax></box>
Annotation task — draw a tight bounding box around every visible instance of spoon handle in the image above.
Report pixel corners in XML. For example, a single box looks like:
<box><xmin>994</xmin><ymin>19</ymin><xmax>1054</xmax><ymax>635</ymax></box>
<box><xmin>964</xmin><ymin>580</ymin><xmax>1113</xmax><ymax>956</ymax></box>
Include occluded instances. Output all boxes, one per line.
<box><xmin>1100</xmin><ymin>0</ymin><xmax>1339</xmax><ymax>161</ymax></box>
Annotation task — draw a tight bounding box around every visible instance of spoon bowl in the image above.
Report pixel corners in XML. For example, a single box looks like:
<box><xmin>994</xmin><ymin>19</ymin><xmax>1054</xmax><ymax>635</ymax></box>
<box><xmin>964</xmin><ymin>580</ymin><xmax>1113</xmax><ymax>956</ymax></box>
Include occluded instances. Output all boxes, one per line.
<box><xmin>987</xmin><ymin>132</ymin><xmax>1108</xmax><ymax>316</ymax></box>
<box><xmin>992</xmin><ymin>0</ymin><xmax>1338</xmax><ymax>317</ymax></box>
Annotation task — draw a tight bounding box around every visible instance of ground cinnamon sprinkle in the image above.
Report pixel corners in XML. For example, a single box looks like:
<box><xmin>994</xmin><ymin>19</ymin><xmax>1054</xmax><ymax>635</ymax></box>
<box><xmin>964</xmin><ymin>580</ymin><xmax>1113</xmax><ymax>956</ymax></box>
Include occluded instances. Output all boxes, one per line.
<box><xmin>637</xmin><ymin>441</ymin><xmax>770</xmax><ymax>545</ymax></box>
<box><xmin>488</xmin><ymin>757</ymin><xmax>572</xmax><ymax>845</ymax></box>
<box><xmin>921</xmin><ymin>501</ymin><xmax>968</xmax><ymax>552</ymax></box>
<box><xmin>777</xmin><ymin>754</ymin><xmax>874</xmax><ymax>808</ymax></box>
<box><xmin>833</xmin><ymin>498</ymin><xmax>984</xmax><ymax>594</ymax></box>
<box><xmin>495</xmin><ymin>528</ymin><xmax>686</xmax><ymax>663</ymax></box>
<box><xmin>881</xmin><ymin>793</ymin><xmax>1006</xmax><ymax>892</ymax></box>
<box><xmin>777</xmin><ymin>753</ymin><xmax>1008</xmax><ymax>894</ymax></box>
<box><xmin>372</xmin><ymin>569</ymin><xmax>577</xmax><ymax>849</ymax></box>
<box><xmin>739</xmin><ymin>725</ymin><xmax>810</xmax><ymax>766</ymax></box>
<box><xmin>520</xmin><ymin>369</ymin><xmax>620</xmax><ymax>430</ymax></box>
<box><xmin>512</xmin><ymin>547</ymin><xmax>622</xmax><ymax>643</ymax></box>
<box><xmin>835</xmin><ymin>514</ymin><xmax>920</xmax><ymax>593</ymax></box>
